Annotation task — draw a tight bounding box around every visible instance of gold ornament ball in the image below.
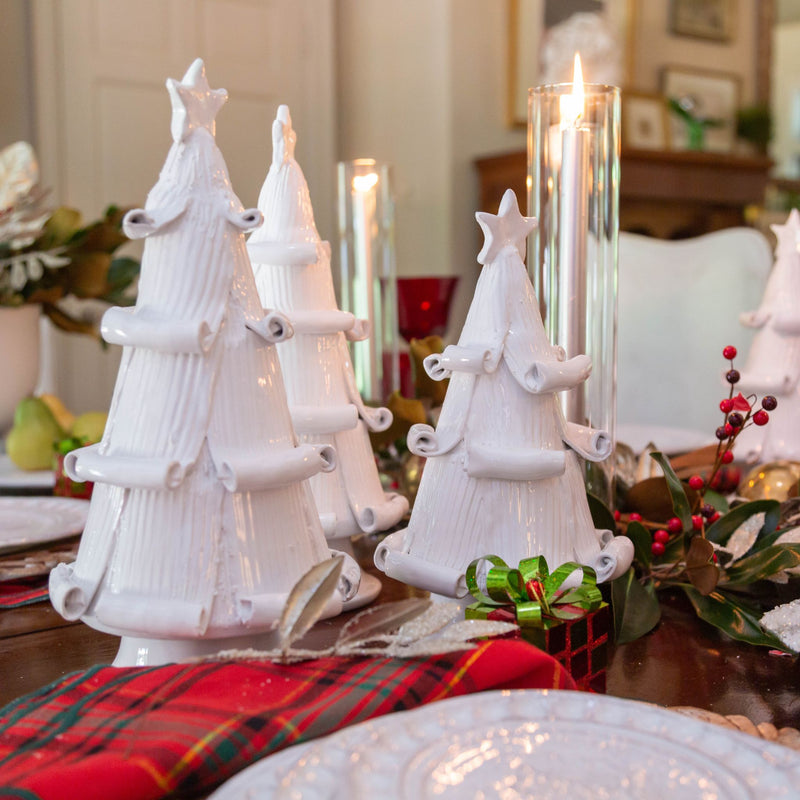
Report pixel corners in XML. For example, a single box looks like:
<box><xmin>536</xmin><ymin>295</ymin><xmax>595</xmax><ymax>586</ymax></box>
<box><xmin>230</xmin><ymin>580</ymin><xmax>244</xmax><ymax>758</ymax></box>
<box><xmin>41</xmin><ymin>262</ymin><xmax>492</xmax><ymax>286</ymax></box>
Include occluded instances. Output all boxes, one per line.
<box><xmin>402</xmin><ymin>453</ymin><xmax>425</xmax><ymax>504</ymax></box>
<box><xmin>738</xmin><ymin>461</ymin><xmax>800</xmax><ymax>501</ymax></box>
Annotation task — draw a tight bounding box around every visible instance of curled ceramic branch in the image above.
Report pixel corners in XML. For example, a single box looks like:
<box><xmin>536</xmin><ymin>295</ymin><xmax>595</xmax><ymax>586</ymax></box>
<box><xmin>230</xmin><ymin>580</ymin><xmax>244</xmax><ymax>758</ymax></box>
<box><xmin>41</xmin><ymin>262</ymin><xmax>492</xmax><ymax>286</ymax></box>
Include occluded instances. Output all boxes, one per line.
<box><xmin>525</xmin><ymin>354</ymin><xmax>592</xmax><ymax>393</ymax></box>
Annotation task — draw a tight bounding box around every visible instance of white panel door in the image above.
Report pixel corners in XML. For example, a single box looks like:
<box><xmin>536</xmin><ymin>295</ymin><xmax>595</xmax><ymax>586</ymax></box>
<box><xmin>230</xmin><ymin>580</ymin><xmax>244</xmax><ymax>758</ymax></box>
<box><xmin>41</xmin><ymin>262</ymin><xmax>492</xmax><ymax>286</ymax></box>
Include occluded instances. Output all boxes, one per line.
<box><xmin>30</xmin><ymin>0</ymin><xmax>335</xmax><ymax>412</ymax></box>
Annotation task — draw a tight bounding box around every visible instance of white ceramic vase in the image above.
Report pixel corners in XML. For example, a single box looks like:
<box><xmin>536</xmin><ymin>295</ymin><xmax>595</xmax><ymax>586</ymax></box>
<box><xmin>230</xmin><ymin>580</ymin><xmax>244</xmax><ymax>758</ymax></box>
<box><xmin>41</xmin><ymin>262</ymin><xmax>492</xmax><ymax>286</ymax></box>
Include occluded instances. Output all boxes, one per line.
<box><xmin>0</xmin><ymin>304</ymin><xmax>40</xmax><ymax>434</ymax></box>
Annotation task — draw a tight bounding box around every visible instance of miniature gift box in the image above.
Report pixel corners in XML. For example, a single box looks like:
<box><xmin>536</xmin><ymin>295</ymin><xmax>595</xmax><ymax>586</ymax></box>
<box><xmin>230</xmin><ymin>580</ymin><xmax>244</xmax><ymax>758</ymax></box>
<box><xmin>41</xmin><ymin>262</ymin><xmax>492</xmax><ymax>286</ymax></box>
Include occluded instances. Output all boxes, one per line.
<box><xmin>465</xmin><ymin>555</ymin><xmax>609</xmax><ymax>692</ymax></box>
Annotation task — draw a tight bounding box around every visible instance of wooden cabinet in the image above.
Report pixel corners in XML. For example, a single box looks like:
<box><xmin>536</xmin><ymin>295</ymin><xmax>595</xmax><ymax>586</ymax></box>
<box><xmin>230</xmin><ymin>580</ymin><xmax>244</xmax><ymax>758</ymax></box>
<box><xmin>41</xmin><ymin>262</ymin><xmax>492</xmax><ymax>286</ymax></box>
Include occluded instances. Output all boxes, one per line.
<box><xmin>475</xmin><ymin>148</ymin><xmax>773</xmax><ymax>239</ymax></box>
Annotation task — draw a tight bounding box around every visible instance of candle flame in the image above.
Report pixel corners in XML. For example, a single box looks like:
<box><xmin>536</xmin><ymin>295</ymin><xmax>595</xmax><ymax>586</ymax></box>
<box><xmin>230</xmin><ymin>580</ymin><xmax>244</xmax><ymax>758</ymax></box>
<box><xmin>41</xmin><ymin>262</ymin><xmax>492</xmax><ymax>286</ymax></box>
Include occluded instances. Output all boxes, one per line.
<box><xmin>560</xmin><ymin>53</ymin><xmax>585</xmax><ymax>127</ymax></box>
<box><xmin>352</xmin><ymin>172</ymin><xmax>379</xmax><ymax>193</ymax></box>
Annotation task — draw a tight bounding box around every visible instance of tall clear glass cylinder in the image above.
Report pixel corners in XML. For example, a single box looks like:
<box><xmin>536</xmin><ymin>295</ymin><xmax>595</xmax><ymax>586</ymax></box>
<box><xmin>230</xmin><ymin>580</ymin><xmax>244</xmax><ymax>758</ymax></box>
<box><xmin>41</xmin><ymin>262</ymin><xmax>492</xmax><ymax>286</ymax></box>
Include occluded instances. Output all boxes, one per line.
<box><xmin>528</xmin><ymin>83</ymin><xmax>620</xmax><ymax>502</ymax></box>
<box><xmin>337</xmin><ymin>159</ymin><xmax>399</xmax><ymax>403</ymax></box>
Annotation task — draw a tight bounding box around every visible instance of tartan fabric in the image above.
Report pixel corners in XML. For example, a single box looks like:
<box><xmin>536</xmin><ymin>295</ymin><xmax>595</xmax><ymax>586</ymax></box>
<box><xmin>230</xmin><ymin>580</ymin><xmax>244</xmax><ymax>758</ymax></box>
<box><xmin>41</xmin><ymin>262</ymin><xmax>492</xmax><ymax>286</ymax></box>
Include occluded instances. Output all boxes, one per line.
<box><xmin>0</xmin><ymin>639</ymin><xmax>574</xmax><ymax>800</ymax></box>
<box><xmin>0</xmin><ymin>579</ymin><xmax>49</xmax><ymax>608</ymax></box>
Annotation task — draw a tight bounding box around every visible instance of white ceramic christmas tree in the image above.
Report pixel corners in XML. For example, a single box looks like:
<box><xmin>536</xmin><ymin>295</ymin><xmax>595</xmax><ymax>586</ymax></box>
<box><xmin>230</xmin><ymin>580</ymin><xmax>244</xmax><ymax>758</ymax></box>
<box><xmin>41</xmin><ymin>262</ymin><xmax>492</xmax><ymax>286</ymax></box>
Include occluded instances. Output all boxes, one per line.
<box><xmin>49</xmin><ymin>60</ymin><xmax>358</xmax><ymax>666</ymax></box>
<box><xmin>736</xmin><ymin>209</ymin><xmax>800</xmax><ymax>462</ymax></box>
<box><xmin>375</xmin><ymin>190</ymin><xmax>632</xmax><ymax>597</ymax></box>
<box><xmin>248</xmin><ymin>107</ymin><xmax>408</xmax><ymax>597</ymax></box>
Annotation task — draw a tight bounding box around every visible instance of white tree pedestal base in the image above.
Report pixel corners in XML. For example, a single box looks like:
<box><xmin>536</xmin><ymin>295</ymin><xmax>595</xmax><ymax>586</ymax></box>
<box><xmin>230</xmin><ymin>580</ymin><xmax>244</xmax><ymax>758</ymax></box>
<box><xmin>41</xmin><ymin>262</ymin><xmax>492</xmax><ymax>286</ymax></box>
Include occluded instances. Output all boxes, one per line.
<box><xmin>113</xmin><ymin>630</ymin><xmax>284</xmax><ymax>667</ymax></box>
<box><xmin>330</xmin><ymin>536</ymin><xmax>382</xmax><ymax>610</ymax></box>
<box><xmin>342</xmin><ymin>572</ymin><xmax>381</xmax><ymax>611</ymax></box>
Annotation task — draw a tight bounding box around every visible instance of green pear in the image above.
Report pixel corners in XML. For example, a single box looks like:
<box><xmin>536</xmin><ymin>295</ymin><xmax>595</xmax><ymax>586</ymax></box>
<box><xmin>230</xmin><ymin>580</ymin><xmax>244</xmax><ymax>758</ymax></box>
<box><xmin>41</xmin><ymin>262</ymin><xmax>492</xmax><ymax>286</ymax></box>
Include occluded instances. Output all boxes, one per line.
<box><xmin>71</xmin><ymin>411</ymin><xmax>108</xmax><ymax>444</ymax></box>
<box><xmin>6</xmin><ymin>397</ymin><xmax>65</xmax><ymax>470</ymax></box>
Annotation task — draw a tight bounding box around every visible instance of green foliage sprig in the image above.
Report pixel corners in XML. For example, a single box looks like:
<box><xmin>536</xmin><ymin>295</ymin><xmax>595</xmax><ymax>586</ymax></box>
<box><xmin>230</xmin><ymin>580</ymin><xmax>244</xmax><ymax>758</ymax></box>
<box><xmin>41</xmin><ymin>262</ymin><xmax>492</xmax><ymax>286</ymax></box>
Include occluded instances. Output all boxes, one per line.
<box><xmin>0</xmin><ymin>205</ymin><xmax>139</xmax><ymax>336</ymax></box>
<box><xmin>603</xmin><ymin>453</ymin><xmax>800</xmax><ymax>652</ymax></box>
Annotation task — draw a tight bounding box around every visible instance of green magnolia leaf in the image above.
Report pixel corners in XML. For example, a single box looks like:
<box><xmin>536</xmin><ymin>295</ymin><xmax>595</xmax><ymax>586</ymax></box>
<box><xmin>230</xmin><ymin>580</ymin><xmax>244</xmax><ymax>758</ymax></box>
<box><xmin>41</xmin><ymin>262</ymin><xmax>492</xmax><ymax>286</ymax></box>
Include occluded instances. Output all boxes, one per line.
<box><xmin>369</xmin><ymin>390</ymin><xmax>427</xmax><ymax>451</ymax></box>
<box><xmin>41</xmin><ymin>303</ymin><xmax>97</xmax><ymax>336</ymax></box>
<box><xmin>626</xmin><ymin>521</ymin><xmax>653</xmax><ymax>568</ymax></box>
<box><xmin>587</xmin><ymin>492</ymin><xmax>616</xmax><ymax>532</ymax></box>
<box><xmin>64</xmin><ymin>252</ymin><xmax>112</xmax><ymax>298</ymax></box>
<box><xmin>754</xmin><ymin>526</ymin><xmax>796</xmax><ymax>553</ymax></box>
<box><xmin>649</xmin><ymin>452</ymin><xmax>691</xmax><ymax>528</ymax></box>
<box><xmin>681</xmin><ymin>585</ymin><xmax>792</xmax><ymax>651</ymax></box>
<box><xmin>662</xmin><ymin>529</ymin><xmax>685</xmax><ymax>563</ymax></box>
<box><xmin>105</xmin><ymin>257</ymin><xmax>140</xmax><ymax>294</ymax></box>
<box><xmin>684</xmin><ymin>537</ymin><xmax>719</xmax><ymax>594</ymax></box>
<box><xmin>410</xmin><ymin>336</ymin><xmax>447</xmax><ymax>405</ymax></box>
<box><xmin>702</xmin><ymin>489</ymin><xmax>729</xmax><ymax>515</ymax></box>
<box><xmin>36</xmin><ymin>207</ymin><xmax>82</xmax><ymax>249</ymax></box>
<box><xmin>611</xmin><ymin>568</ymin><xmax>661</xmax><ymax>643</ymax></box>
<box><xmin>705</xmin><ymin>499</ymin><xmax>780</xmax><ymax>545</ymax></box>
<box><xmin>723</xmin><ymin>543</ymin><xmax>800</xmax><ymax>585</ymax></box>
<box><xmin>71</xmin><ymin>219</ymin><xmax>129</xmax><ymax>253</ymax></box>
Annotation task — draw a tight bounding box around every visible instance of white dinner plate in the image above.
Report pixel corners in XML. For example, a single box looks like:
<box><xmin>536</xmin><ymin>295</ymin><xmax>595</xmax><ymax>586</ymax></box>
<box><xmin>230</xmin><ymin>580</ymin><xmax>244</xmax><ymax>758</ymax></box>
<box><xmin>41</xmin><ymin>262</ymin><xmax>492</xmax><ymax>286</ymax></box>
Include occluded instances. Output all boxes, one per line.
<box><xmin>0</xmin><ymin>454</ymin><xmax>55</xmax><ymax>489</ymax></box>
<box><xmin>0</xmin><ymin>496</ymin><xmax>89</xmax><ymax>554</ymax></box>
<box><xmin>616</xmin><ymin>423</ymin><xmax>713</xmax><ymax>455</ymax></box>
<box><xmin>210</xmin><ymin>690</ymin><xmax>800</xmax><ymax>799</ymax></box>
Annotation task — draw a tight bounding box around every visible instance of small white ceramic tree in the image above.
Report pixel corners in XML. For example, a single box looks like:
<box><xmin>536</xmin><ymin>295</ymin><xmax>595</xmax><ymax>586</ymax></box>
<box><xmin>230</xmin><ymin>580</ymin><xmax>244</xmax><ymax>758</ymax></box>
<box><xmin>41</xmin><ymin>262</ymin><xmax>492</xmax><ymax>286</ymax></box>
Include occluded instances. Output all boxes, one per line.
<box><xmin>248</xmin><ymin>107</ymin><xmax>408</xmax><ymax>608</ymax></box>
<box><xmin>49</xmin><ymin>60</ymin><xmax>358</xmax><ymax>666</ymax></box>
<box><xmin>736</xmin><ymin>209</ymin><xmax>800</xmax><ymax>463</ymax></box>
<box><xmin>375</xmin><ymin>190</ymin><xmax>632</xmax><ymax>597</ymax></box>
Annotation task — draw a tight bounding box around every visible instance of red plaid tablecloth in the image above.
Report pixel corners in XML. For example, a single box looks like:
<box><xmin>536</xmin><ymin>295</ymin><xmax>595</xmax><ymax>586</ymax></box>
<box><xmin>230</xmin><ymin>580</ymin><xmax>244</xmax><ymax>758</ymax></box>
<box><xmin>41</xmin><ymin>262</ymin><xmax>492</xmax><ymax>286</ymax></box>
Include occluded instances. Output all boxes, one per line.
<box><xmin>0</xmin><ymin>639</ymin><xmax>574</xmax><ymax>800</ymax></box>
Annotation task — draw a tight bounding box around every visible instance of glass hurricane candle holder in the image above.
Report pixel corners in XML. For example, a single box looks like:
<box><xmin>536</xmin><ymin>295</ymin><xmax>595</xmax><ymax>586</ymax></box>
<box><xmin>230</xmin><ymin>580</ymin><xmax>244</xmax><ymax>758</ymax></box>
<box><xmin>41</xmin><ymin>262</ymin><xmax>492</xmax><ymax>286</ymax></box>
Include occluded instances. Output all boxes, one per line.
<box><xmin>337</xmin><ymin>159</ymin><xmax>399</xmax><ymax>403</ymax></box>
<box><xmin>528</xmin><ymin>75</ymin><xmax>620</xmax><ymax>503</ymax></box>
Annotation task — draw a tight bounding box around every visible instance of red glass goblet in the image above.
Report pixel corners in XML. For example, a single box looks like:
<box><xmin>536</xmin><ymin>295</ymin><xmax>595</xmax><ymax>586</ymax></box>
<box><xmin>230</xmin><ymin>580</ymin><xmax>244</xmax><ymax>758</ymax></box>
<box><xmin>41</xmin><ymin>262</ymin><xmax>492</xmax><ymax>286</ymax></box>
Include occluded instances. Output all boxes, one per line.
<box><xmin>397</xmin><ymin>276</ymin><xmax>459</xmax><ymax>343</ymax></box>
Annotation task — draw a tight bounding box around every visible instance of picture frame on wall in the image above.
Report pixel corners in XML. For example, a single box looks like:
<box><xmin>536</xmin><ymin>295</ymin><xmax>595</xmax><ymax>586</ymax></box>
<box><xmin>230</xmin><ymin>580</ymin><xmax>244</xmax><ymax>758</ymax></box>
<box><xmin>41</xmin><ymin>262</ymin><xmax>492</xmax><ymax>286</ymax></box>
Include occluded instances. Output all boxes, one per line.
<box><xmin>661</xmin><ymin>66</ymin><xmax>740</xmax><ymax>153</ymax></box>
<box><xmin>622</xmin><ymin>92</ymin><xmax>670</xmax><ymax>150</ymax></box>
<box><xmin>669</xmin><ymin>0</ymin><xmax>736</xmax><ymax>43</ymax></box>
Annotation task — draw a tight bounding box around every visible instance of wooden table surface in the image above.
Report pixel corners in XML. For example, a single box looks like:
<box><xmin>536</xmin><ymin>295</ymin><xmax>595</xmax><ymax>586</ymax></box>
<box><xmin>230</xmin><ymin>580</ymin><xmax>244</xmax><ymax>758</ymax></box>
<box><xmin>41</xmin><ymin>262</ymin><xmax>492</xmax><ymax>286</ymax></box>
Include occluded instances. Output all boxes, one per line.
<box><xmin>2</xmin><ymin>538</ymin><xmax>799</xmax><ymax>728</ymax></box>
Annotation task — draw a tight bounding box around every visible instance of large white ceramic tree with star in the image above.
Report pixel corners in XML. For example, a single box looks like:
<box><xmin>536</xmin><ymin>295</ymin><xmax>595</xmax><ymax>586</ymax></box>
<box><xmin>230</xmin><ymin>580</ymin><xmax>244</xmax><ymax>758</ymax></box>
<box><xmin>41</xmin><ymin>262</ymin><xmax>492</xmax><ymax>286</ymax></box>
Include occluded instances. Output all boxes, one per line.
<box><xmin>49</xmin><ymin>59</ymin><xmax>357</xmax><ymax>666</ymax></box>
<box><xmin>248</xmin><ymin>106</ymin><xmax>408</xmax><ymax>593</ymax></box>
<box><xmin>375</xmin><ymin>189</ymin><xmax>632</xmax><ymax>597</ymax></box>
<box><xmin>736</xmin><ymin>209</ymin><xmax>800</xmax><ymax>462</ymax></box>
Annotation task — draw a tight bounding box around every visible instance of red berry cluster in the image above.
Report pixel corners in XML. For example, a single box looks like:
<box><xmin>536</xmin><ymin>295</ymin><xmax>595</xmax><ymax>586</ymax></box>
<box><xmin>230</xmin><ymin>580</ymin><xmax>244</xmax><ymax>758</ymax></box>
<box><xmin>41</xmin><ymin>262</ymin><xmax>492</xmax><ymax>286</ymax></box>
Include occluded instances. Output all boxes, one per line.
<box><xmin>649</xmin><ymin>515</ymin><xmax>700</xmax><ymax>556</ymax></box>
<box><xmin>647</xmin><ymin>346</ymin><xmax>777</xmax><ymax>556</ymax></box>
<box><xmin>714</xmin><ymin>345</ymin><xmax>776</xmax><ymax>465</ymax></box>
<box><xmin>677</xmin><ymin>346</ymin><xmax>777</xmax><ymax>540</ymax></box>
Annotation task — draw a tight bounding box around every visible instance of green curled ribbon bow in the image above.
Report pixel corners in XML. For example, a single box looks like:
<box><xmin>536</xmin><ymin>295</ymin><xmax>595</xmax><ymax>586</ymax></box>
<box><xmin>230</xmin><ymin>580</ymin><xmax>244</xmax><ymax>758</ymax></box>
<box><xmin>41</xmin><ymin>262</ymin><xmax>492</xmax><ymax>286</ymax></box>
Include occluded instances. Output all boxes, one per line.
<box><xmin>464</xmin><ymin>554</ymin><xmax>603</xmax><ymax>628</ymax></box>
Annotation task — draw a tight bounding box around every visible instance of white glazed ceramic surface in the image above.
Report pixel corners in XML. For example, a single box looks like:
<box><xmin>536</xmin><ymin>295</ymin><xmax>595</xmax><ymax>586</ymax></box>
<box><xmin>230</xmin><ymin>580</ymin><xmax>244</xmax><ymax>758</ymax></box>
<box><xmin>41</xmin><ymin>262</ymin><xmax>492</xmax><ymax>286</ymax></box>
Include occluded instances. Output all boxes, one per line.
<box><xmin>341</xmin><ymin>571</ymin><xmax>381</xmax><ymax>611</ymax></box>
<box><xmin>0</xmin><ymin>454</ymin><xmax>55</xmax><ymax>489</ymax></box>
<box><xmin>248</xmin><ymin>105</ymin><xmax>407</xmax><ymax>544</ymax></box>
<box><xmin>209</xmin><ymin>690</ymin><xmax>800</xmax><ymax>799</ymax></box>
<box><xmin>0</xmin><ymin>497</ymin><xmax>88</xmax><ymax>553</ymax></box>
<box><xmin>48</xmin><ymin>61</ymin><xmax>356</xmax><ymax>663</ymax></box>
<box><xmin>376</xmin><ymin>190</ymin><xmax>632</xmax><ymax>595</ymax></box>
<box><xmin>737</xmin><ymin>210</ymin><xmax>800</xmax><ymax>463</ymax></box>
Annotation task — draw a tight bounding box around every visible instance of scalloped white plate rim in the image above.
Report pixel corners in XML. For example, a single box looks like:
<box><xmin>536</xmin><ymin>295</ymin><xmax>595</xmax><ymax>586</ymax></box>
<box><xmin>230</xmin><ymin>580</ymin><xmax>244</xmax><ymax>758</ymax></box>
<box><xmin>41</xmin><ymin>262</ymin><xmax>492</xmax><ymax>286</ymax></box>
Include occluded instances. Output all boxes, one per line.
<box><xmin>0</xmin><ymin>454</ymin><xmax>55</xmax><ymax>488</ymax></box>
<box><xmin>209</xmin><ymin>689</ymin><xmax>800</xmax><ymax>799</ymax></box>
<box><xmin>0</xmin><ymin>496</ymin><xmax>89</xmax><ymax>552</ymax></box>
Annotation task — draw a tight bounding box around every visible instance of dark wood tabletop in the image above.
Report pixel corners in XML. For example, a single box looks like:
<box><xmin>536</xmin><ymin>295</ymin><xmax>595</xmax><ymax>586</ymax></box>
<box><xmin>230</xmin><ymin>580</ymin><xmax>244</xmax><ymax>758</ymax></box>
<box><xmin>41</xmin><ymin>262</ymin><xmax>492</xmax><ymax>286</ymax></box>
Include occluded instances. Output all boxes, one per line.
<box><xmin>2</xmin><ymin>537</ymin><xmax>799</xmax><ymax>729</ymax></box>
